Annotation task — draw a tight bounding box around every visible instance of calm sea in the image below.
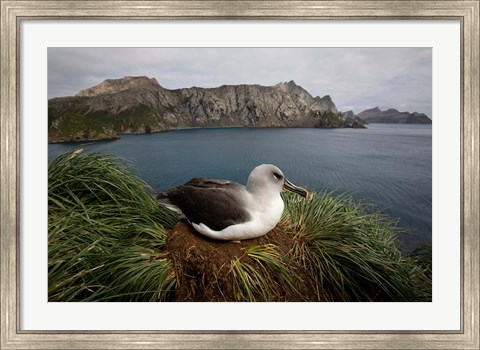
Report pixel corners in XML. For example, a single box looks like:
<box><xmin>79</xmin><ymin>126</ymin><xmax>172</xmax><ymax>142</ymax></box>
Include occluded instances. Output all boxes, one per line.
<box><xmin>48</xmin><ymin>124</ymin><xmax>432</xmax><ymax>252</ymax></box>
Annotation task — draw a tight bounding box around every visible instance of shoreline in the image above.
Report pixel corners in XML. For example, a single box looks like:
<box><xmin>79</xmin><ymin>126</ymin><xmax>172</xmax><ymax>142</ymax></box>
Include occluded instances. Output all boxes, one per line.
<box><xmin>47</xmin><ymin>123</ymin><xmax>431</xmax><ymax>144</ymax></box>
<box><xmin>48</xmin><ymin>135</ymin><xmax>121</xmax><ymax>144</ymax></box>
<box><xmin>48</xmin><ymin>125</ymin><xmax>368</xmax><ymax>144</ymax></box>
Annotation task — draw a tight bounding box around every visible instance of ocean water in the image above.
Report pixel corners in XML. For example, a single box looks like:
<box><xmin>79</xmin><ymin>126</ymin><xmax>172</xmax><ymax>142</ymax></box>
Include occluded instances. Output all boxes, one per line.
<box><xmin>48</xmin><ymin>124</ymin><xmax>432</xmax><ymax>252</ymax></box>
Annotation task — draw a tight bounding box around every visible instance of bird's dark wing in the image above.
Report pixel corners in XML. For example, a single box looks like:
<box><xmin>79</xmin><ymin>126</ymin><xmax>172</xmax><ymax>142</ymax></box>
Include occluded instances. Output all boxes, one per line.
<box><xmin>164</xmin><ymin>180</ymin><xmax>250</xmax><ymax>231</ymax></box>
<box><xmin>183</xmin><ymin>178</ymin><xmax>241</xmax><ymax>189</ymax></box>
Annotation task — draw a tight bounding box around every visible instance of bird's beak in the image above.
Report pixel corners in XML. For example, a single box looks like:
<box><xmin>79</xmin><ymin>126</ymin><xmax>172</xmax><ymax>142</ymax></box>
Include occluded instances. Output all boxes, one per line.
<box><xmin>283</xmin><ymin>178</ymin><xmax>309</xmax><ymax>198</ymax></box>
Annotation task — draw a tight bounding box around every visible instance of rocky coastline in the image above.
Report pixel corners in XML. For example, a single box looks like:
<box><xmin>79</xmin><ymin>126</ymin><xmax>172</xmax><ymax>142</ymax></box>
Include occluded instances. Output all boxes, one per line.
<box><xmin>48</xmin><ymin>76</ymin><xmax>431</xmax><ymax>143</ymax></box>
<box><xmin>48</xmin><ymin>76</ymin><xmax>365</xmax><ymax>143</ymax></box>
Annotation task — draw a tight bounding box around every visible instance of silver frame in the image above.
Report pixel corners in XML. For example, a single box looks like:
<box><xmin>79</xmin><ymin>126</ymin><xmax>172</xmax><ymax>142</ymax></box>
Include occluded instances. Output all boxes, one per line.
<box><xmin>1</xmin><ymin>1</ymin><xmax>478</xmax><ymax>349</ymax></box>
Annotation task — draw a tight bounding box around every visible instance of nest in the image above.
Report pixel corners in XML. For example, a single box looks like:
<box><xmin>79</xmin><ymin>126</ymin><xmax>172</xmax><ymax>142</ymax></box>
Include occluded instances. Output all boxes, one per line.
<box><xmin>164</xmin><ymin>220</ymin><xmax>318</xmax><ymax>302</ymax></box>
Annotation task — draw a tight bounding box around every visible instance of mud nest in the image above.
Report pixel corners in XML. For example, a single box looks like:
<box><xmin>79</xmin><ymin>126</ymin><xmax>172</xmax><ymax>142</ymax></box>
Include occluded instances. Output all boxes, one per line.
<box><xmin>164</xmin><ymin>220</ymin><xmax>319</xmax><ymax>302</ymax></box>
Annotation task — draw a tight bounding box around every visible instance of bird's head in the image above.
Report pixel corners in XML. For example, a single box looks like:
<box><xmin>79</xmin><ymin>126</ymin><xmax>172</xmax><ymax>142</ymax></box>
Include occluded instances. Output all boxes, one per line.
<box><xmin>246</xmin><ymin>164</ymin><xmax>309</xmax><ymax>198</ymax></box>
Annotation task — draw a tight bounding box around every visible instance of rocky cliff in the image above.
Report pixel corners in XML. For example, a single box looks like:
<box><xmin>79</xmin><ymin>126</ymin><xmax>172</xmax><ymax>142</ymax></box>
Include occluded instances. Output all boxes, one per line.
<box><xmin>358</xmin><ymin>107</ymin><xmax>431</xmax><ymax>124</ymax></box>
<box><xmin>48</xmin><ymin>76</ymin><xmax>365</xmax><ymax>143</ymax></box>
<box><xmin>338</xmin><ymin>110</ymin><xmax>366</xmax><ymax>128</ymax></box>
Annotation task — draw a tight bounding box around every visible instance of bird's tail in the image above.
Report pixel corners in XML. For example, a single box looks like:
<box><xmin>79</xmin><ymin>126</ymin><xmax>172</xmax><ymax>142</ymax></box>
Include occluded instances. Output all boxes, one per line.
<box><xmin>156</xmin><ymin>191</ymin><xmax>169</xmax><ymax>202</ymax></box>
<box><xmin>156</xmin><ymin>192</ymin><xmax>186</xmax><ymax>217</ymax></box>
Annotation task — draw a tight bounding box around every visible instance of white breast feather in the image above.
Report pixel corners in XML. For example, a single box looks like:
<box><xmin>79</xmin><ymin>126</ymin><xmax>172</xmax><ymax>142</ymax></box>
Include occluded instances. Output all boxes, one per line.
<box><xmin>191</xmin><ymin>192</ymin><xmax>284</xmax><ymax>241</ymax></box>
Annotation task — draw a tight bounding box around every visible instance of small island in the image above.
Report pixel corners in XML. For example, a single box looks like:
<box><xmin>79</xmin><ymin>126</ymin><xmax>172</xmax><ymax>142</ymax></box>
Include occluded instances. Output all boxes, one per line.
<box><xmin>358</xmin><ymin>106</ymin><xmax>432</xmax><ymax>124</ymax></box>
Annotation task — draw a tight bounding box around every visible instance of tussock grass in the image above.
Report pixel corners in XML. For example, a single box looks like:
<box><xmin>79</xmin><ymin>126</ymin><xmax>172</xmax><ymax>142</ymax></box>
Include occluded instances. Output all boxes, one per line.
<box><xmin>280</xmin><ymin>193</ymin><xmax>431</xmax><ymax>301</ymax></box>
<box><xmin>48</xmin><ymin>152</ymin><xmax>177</xmax><ymax>301</ymax></box>
<box><xmin>231</xmin><ymin>244</ymin><xmax>296</xmax><ymax>301</ymax></box>
<box><xmin>49</xmin><ymin>152</ymin><xmax>431</xmax><ymax>302</ymax></box>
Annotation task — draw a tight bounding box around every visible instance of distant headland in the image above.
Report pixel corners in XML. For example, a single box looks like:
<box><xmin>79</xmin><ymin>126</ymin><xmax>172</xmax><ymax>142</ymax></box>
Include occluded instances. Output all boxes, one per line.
<box><xmin>48</xmin><ymin>76</ymin><xmax>430</xmax><ymax>143</ymax></box>
<box><xmin>358</xmin><ymin>107</ymin><xmax>432</xmax><ymax>124</ymax></box>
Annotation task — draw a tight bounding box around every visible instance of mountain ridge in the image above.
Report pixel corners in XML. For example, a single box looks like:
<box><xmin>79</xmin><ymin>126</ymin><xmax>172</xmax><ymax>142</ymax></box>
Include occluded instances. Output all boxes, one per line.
<box><xmin>358</xmin><ymin>107</ymin><xmax>432</xmax><ymax>124</ymax></box>
<box><xmin>48</xmin><ymin>76</ymin><xmax>365</xmax><ymax>143</ymax></box>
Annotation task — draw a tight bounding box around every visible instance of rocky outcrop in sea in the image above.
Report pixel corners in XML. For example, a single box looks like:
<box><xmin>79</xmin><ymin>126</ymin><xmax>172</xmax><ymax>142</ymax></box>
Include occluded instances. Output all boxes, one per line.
<box><xmin>357</xmin><ymin>107</ymin><xmax>432</xmax><ymax>124</ymax></box>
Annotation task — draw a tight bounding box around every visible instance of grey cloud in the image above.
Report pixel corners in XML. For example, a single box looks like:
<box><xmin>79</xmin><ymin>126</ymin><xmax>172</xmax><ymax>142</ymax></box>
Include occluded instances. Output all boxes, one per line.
<box><xmin>48</xmin><ymin>47</ymin><xmax>432</xmax><ymax>116</ymax></box>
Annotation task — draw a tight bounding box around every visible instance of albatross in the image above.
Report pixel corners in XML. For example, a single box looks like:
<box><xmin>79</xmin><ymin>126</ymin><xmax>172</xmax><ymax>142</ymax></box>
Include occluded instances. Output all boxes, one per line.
<box><xmin>156</xmin><ymin>164</ymin><xmax>308</xmax><ymax>241</ymax></box>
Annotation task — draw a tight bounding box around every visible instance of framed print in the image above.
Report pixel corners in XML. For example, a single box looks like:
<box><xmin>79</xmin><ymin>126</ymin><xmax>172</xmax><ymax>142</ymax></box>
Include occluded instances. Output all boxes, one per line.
<box><xmin>1</xmin><ymin>1</ymin><xmax>478</xmax><ymax>349</ymax></box>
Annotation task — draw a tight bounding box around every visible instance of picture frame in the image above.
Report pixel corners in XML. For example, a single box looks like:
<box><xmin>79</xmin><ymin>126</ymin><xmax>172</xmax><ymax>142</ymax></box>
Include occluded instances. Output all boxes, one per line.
<box><xmin>1</xmin><ymin>1</ymin><xmax>478</xmax><ymax>349</ymax></box>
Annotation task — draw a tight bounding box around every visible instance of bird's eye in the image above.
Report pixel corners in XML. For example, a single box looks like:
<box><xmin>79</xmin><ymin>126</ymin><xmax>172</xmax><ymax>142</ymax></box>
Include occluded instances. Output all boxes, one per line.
<box><xmin>273</xmin><ymin>172</ymin><xmax>283</xmax><ymax>180</ymax></box>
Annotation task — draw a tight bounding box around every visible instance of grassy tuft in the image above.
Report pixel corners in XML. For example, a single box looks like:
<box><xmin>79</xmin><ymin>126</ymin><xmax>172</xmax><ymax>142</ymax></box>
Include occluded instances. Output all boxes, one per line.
<box><xmin>231</xmin><ymin>244</ymin><xmax>297</xmax><ymax>301</ymax></box>
<box><xmin>48</xmin><ymin>152</ymin><xmax>178</xmax><ymax>301</ymax></box>
<box><xmin>280</xmin><ymin>192</ymin><xmax>431</xmax><ymax>301</ymax></box>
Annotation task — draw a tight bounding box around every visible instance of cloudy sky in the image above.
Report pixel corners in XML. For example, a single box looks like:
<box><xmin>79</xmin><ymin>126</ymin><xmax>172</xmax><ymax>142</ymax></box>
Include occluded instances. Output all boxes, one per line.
<box><xmin>48</xmin><ymin>47</ymin><xmax>432</xmax><ymax>116</ymax></box>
